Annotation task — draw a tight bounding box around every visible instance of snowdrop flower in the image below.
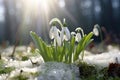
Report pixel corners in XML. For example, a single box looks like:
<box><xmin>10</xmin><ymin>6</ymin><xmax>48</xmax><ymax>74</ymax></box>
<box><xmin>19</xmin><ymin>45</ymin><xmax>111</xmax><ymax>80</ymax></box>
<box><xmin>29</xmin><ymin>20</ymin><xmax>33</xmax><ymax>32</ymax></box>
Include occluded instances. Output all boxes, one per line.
<box><xmin>49</xmin><ymin>26</ymin><xmax>61</xmax><ymax>46</ymax></box>
<box><xmin>60</xmin><ymin>18</ymin><xmax>70</xmax><ymax>41</ymax></box>
<box><xmin>49</xmin><ymin>26</ymin><xmax>59</xmax><ymax>39</ymax></box>
<box><xmin>93</xmin><ymin>24</ymin><xmax>99</xmax><ymax>36</ymax></box>
<box><xmin>60</xmin><ymin>27</ymin><xmax>70</xmax><ymax>41</ymax></box>
<box><xmin>75</xmin><ymin>27</ymin><xmax>84</xmax><ymax>42</ymax></box>
<box><xmin>75</xmin><ymin>32</ymin><xmax>82</xmax><ymax>42</ymax></box>
<box><xmin>75</xmin><ymin>27</ymin><xmax>84</xmax><ymax>37</ymax></box>
<box><xmin>71</xmin><ymin>32</ymin><xmax>76</xmax><ymax>36</ymax></box>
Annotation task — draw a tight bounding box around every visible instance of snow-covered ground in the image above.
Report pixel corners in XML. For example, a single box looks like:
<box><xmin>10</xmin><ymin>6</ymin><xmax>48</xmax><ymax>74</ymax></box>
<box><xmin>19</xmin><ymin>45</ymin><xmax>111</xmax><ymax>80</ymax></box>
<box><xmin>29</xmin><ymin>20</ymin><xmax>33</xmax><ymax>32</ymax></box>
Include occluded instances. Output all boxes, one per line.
<box><xmin>0</xmin><ymin>46</ymin><xmax>43</xmax><ymax>80</ymax></box>
<box><xmin>0</xmin><ymin>45</ymin><xmax>120</xmax><ymax>80</ymax></box>
<box><xmin>83</xmin><ymin>45</ymin><xmax>120</xmax><ymax>68</ymax></box>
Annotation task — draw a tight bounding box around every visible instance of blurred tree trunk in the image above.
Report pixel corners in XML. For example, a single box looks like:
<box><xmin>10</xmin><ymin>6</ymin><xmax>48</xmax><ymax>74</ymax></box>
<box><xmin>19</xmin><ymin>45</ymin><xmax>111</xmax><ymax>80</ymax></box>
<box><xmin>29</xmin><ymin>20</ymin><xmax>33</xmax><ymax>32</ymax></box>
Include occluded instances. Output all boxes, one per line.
<box><xmin>100</xmin><ymin>0</ymin><xmax>113</xmax><ymax>31</ymax></box>
<box><xmin>4</xmin><ymin>0</ymin><xmax>11</xmax><ymax>42</ymax></box>
<box><xmin>4</xmin><ymin>0</ymin><xmax>20</xmax><ymax>44</ymax></box>
<box><xmin>9</xmin><ymin>0</ymin><xmax>20</xmax><ymax>44</ymax></box>
<box><xmin>92</xmin><ymin>0</ymin><xmax>102</xmax><ymax>25</ymax></box>
<box><xmin>91</xmin><ymin>0</ymin><xmax>95</xmax><ymax>25</ymax></box>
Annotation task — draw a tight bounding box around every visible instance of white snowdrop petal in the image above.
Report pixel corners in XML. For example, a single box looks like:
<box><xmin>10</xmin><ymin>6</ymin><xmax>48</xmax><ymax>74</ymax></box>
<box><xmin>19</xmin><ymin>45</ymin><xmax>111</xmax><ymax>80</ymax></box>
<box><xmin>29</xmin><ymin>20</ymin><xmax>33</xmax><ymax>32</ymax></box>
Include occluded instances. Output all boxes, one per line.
<box><xmin>49</xmin><ymin>27</ymin><xmax>55</xmax><ymax>39</ymax></box>
<box><xmin>75</xmin><ymin>34</ymin><xmax>78</xmax><ymax>42</ymax></box>
<box><xmin>60</xmin><ymin>29</ymin><xmax>64</xmax><ymax>41</ymax></box>
<box><xmin>60</xmin><ymin>27</ymin><xmax>70</xmax><ymax>41</ymax></box>
<box><xmin>93</xmin><ymin>27</ymin><xmax>99</xmax><ymax>36</ymax></box>
<box><xmin>49</xmin><ymin>26</ymin><xmax>58</xmax><ymax>39</ymax></box>
<box><xmin>65</xmin><ymin>27</ymin><xmax>71</xmax><ymax>40</ymax></box>
<box><xmin>54</xmin><ymin>29</ymin><xmax>59</xmax><ymax>38</ymax></box>
<box><xmin>56</xmin><ymin>36</ymin><xmax>62</xmax><ymax>46</ymax></box>
<box><xmin>71</xmin><ymin>32</ymin><xmax>76</xmax><ymax>36</ymax></box>
<box><xmin>54</xmin><ymin>39</ymin><xmax>57</xmax><ymax>46</ymax></box>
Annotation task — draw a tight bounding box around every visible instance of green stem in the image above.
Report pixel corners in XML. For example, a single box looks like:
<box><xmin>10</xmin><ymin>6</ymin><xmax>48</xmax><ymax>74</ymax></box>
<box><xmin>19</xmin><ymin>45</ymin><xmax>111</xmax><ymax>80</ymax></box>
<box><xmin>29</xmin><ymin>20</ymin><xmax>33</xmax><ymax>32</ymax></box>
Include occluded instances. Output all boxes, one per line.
<box><xmin>49</xmin><ymin>18</ymin><xmax>64</xmax><ymax>28</ymax></box>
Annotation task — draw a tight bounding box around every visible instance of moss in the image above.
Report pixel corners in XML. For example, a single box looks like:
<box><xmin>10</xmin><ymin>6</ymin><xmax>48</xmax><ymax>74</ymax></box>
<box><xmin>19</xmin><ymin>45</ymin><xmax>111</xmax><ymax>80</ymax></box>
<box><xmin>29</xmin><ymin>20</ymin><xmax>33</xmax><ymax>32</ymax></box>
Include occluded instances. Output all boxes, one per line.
<box><xmin>21</xmin><ymin>56</ymin><xmax>29</xmax><ymax>61</ymax></box>
<box><xmin>77</xmin><ymin>61</ymin><xmax>97</xmax><ymax>77</ymax></box>
<box><xmin>0</xmin><ymin>60</ymin><xmax>14</xmax><ymax>74</ymax></box>
<box><xmin>30</xmin><ymin>72</ymin><xmax>40</xmax><ymax>77</ymax></box>
<box><xmin>11</xmin><ymin>75</ymin><xmax>28</xmax><ymax>80</ymax></box>
<box><xmin>77</xmin><ymin>61</ymin><xmax>120</xmax><ymax>80</ymax></box>
<box><xmin>0</xmin><ymin>67</ymin><xmax>15</xmax><ymax>74</ymax></box>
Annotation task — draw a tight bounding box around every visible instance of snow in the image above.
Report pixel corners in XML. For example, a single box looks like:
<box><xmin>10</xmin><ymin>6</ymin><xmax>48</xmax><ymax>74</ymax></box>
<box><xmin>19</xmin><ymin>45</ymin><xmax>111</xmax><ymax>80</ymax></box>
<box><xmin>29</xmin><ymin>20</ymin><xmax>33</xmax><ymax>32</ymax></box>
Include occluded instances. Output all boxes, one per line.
<box><xmin>0</xmin><ymin>74</ymin><xmax>8</xmax><ymax>80</ymax></box>
<box><xmin>0</xmin><ymin>45</ymin><xmax>120</xmax><ymax>80</ymax></box>
<box><xmin>6</xmin><ymin>59</ymin><xmax>33</xmax><ymax>68</ymax></box>
<box><xmin>83</xmin><ymin>45</ymin><xmax>120</xmax><ymax>68</ymax></box>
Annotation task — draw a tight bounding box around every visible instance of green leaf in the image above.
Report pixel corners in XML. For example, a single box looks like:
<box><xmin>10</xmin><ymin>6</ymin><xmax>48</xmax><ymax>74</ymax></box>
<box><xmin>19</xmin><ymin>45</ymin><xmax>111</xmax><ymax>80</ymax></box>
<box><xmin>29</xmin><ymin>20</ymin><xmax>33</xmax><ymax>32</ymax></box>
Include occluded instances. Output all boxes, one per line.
<box><xmin>56</xmin><ymin>46</ymin><xmax>63</xmax><ymax>62</ymax></box>
<box><xmin>74</xmin><ymin>35</ymin><xmax>86</xmax><ymax>61</ymax></box>
<box><xmin>74</xmin><ymin>32</ymin><xmax>94</xmax><ymax>61</ymax></box>
<box><xmin>30</xmin><ymin>31</ymin><xmax>49</xmax><ymax>62</ymax></box>
<box><xmin>68</xmin><ymin>36</ymin><xmax>75</xmax><ymax>63</ymax></box>
<box><xmin>80</xmin><ymin>32</ymin><xmax>94</xmax><ymax>60</ymax></box>
<box><xmin>82</xmin><ymin>32</ymin><xmax>94</xmax><ymax>48</ymax></box>
<box><xmin>59</xmin><ymin>41</ymin><xmax>67</xmax><ymax>62</ymax></box>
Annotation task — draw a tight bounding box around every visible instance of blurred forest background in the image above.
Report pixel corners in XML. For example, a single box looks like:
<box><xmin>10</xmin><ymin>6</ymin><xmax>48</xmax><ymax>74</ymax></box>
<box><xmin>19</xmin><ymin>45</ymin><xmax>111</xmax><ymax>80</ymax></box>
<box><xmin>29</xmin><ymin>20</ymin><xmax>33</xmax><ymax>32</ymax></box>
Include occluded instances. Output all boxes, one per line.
<box><xmin>0</xmin><ymin>0</ymin><xmax>120</xmax><ymax>45</ymax></box>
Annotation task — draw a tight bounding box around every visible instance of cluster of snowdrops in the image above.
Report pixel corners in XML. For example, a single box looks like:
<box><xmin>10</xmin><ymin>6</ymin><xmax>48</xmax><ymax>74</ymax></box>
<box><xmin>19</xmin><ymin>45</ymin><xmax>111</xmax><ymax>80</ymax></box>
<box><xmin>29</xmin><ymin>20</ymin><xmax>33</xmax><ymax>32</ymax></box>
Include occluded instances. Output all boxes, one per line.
<box><xmin>30</xmin><ymin>18</ymin><xmax>100</xmax><ymax>64</ymax></box>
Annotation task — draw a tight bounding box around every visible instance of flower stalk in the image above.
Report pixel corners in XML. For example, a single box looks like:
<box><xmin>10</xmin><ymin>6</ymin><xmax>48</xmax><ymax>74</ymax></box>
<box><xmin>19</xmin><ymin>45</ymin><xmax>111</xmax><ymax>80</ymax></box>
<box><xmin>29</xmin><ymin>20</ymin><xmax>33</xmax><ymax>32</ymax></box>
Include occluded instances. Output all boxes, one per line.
<box><xmin>93</xmin><ymin>24</ymin><xmax>104</xmax><ymax>52</ymax></box>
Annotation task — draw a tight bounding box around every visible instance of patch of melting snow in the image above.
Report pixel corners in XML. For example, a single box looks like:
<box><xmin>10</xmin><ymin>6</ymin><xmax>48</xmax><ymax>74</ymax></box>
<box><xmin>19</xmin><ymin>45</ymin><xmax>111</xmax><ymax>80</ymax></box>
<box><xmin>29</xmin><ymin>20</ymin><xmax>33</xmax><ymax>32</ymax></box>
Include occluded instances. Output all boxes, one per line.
<box><xmin>83</xmin><ymin>45</ymin><xmax>120</xmax><ymax>68</ymax></box>
<box><xmin>0</xmin><ymin>45</ymin><xmax>120</xmax><ymax>80</ymax></box>
<box><xmin>0</xmin><ymin>74</ymin><xmax>8</xmax><ymax>80</ymax></box>
<box><xmin>9</xmin><ymin>67</ymin><xmax>38</xmax><ymax>78</ymax></box>
<box><xmin>6</xmin><ymin>59</ymin><xmax>33</xmax><ymax>68</ymax></box>
<box><xmin>22</xmin><ymin>67</ymin><xmax>38</xmax><ymax>73</ymax></box>
<box><xmin>1</xmin><ymin>46</ymin><xmax>28</xmax><ymax>57</ymax></box>
<box><xmin>9</xmin><ymin>69</ymin><xmax>21</xmax><ymax>78</ymax></box>
<box><xmin>1</xmin><ymin>46</ymin><xmax>14</xmax><ymax>56</ymax></box>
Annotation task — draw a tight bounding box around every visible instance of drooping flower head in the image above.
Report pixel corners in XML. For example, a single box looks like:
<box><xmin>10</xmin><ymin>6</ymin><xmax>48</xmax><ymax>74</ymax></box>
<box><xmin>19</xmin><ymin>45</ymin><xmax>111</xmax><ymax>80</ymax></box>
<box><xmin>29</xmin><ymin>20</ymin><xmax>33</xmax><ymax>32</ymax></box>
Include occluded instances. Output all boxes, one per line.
<box><xmin>49</xmin><ymin>26</ymin><xmax>59</xmax><ymax>39</ymax></box>
<box><xmin>71</xmin><ymin>32</ymin><xmax>76</xmax><ymax>36</ymax></box>
<box><xmin>60</xmin><ymin>27</ymin><xmax>70</xmax><ymax>41</ymax></box>
<box><xmin>60</xmin><ymin>18</ymin><xmax>70</xmax><ymax>41</ymax></box>
<box><xmin>49</xmin><ymin>19</ymin><xmax>62</xmax><ymax>46</ymax></box>
<box><xmin>75</xmin><ymin>27</ymin><xmax>84</xmax><ymax>42</ymax></box>
<box><xmin>93</xmin><ymin>24</ymin><xmax>99</xmax><ymax>36</ymax></box>
<box><xmin>75</xmin><ymin>27</ymin><xmax>84</xmax><ymax>37</ymax></box>
<box><xmin>75</xmin><ymin>33</ymin><xmax>81</xmax><ymax>42</ymax></box>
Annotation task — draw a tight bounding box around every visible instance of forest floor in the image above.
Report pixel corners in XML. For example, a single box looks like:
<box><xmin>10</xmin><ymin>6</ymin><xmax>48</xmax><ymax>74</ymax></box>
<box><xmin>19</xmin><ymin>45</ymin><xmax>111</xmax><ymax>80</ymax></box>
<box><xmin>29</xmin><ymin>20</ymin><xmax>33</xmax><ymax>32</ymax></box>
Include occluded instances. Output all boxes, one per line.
<box><xmin>0</xmin><ymin>44</ymin><xmax>120</xmax><ymax>80</ymax></box>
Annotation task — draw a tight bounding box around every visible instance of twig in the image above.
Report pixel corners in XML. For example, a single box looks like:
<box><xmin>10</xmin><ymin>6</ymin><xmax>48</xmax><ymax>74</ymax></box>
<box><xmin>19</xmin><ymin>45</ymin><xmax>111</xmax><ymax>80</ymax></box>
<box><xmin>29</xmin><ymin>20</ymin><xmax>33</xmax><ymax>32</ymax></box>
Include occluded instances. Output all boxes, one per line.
<box><xmin>10</xmin><ymin>26</ymin><xmax>20</xmax><ymax>59</ymax></box>
<box><xmin>30</xmin><ymin>58</ymin><xmax>38</xmax><ymax>66</ymax></box>
<box><xmin>10</xmin><ymin>40</ymin><xmax>18</xmax><ymax>59</ymax></box>
<box><xmin>0</xmin><ymin>54</ymin><xmax>1</xmax><ymax>60</ymax></box>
